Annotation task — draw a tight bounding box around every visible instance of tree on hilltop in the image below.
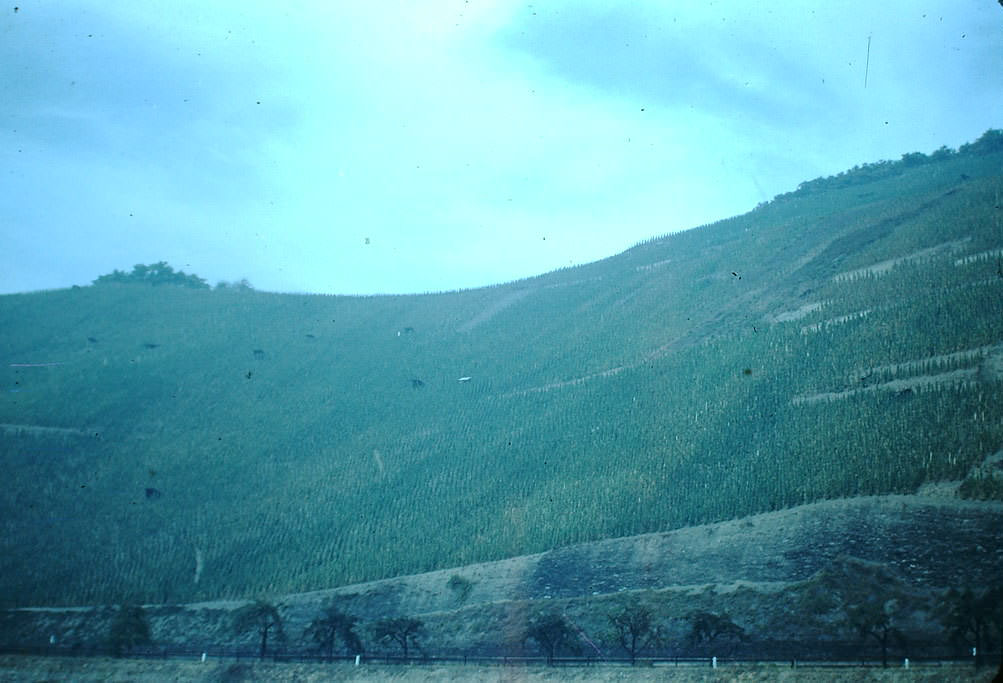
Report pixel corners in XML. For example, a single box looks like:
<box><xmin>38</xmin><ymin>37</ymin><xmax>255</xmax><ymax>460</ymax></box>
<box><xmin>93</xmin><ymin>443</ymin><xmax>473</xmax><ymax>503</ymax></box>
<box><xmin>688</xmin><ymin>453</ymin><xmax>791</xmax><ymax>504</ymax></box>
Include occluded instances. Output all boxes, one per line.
<box><xmin>959</xmin><ymin>128</ymin><xmax>1003</xmax><ymax>156</ymax></box>
<box><xmin>214</xmin><ymin>278</ymin><xmax>254</xmax><ymax>291</ymax></box>
<box><xmin>93</xmin><ymin>261</ymin><xmax>209</xmax><ymax>289</ymax></box>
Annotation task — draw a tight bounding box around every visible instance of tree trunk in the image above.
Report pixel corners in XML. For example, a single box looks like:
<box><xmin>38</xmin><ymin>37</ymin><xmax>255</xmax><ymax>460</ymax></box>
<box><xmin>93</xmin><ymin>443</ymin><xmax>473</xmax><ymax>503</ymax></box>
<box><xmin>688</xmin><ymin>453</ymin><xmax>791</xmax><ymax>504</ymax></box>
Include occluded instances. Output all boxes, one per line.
<box><xmin>866</xmin><ymin>627</ymin><xmax>891</xmax><ymax>669</ymax></box>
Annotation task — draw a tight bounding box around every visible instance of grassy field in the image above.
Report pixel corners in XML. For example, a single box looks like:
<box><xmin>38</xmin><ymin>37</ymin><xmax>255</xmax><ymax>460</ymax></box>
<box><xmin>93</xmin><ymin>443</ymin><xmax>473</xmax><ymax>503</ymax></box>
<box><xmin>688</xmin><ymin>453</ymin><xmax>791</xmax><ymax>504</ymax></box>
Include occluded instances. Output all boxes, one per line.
<box><xmin>0</xmin><ymin>656</ymin><xmax>998</xmax><ymax>682</ymax></box>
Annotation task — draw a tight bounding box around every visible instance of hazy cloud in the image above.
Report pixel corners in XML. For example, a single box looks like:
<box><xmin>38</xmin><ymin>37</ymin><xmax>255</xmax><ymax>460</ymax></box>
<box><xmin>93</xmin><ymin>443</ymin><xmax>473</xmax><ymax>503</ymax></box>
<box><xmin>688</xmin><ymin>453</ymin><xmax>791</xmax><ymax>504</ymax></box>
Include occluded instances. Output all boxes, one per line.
<box><xmin>1</xmin><ymin>1</ymin><xmax>999</xmax><ymax>295</ymax></box>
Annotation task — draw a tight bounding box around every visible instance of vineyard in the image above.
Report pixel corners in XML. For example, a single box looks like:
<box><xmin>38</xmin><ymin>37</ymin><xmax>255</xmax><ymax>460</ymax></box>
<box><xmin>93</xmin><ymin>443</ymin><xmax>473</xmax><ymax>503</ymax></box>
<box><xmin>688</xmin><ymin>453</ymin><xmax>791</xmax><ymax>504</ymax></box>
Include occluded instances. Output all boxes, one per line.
<box><xmin>0</xmin><ymin>132</ymin><xmax>1001</xmax><ymax>609</ymax></box>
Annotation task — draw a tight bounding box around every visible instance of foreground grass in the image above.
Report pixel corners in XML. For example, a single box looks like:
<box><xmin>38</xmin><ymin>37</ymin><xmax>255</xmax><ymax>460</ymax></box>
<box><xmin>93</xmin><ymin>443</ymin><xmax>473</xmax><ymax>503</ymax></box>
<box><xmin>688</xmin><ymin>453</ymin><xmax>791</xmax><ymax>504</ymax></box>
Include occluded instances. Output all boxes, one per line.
<box><xmin>0</xmin><ymin>656</ymin><xmax>998</xmax><ymax>682</ymax></box>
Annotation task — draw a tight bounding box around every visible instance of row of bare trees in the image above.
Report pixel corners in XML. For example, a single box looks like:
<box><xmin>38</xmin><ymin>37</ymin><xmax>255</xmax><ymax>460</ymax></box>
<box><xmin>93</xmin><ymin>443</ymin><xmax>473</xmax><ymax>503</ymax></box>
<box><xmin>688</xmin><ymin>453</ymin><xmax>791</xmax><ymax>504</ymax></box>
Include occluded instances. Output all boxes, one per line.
<box><xmin>521</xmin><ymin>603</ymin><xmax>747</xmax><ymax>665</ymax></box>
<box><xmin>223</xmin><ymin>597</ymin><xmax>744</xmax><ymax>664</ymax></box>
<box><xmin>100</xmin><ymin>599</ymin><xmax>415</xmax><ymax>660</ymax></box>
<box><xmin>230</xmin><ymin>600</ymin><xmax>425</xmax><ymax>660</ymax></box>
<box><xmin>797</xmin><ymin>560</ymin><xmax>1003</xmax><ymax>669</ymax></box>
<box><xmin>102</xmin><ymin>582</ymin><xmax>1001</xmax><ymax>668</ymax></box>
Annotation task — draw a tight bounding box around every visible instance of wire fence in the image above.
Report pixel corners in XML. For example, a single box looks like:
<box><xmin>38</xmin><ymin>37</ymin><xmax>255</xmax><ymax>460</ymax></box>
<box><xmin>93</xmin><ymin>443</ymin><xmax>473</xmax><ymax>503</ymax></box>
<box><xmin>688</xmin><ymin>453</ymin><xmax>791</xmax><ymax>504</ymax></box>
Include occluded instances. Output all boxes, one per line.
<box><xmin>1</xmin><ymin>644</ymin><xmax>997</xmax><ymax>671</ymax></box>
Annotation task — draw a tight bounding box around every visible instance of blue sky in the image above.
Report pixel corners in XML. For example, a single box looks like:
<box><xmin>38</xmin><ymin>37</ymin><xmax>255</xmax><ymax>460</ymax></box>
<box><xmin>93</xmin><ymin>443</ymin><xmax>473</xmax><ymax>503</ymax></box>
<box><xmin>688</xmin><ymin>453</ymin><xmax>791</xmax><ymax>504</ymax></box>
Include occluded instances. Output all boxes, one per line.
<box><xmin>2</xmin><ymin>1</ymin><xmax>1000</xmax><ymax>295</ymax></box>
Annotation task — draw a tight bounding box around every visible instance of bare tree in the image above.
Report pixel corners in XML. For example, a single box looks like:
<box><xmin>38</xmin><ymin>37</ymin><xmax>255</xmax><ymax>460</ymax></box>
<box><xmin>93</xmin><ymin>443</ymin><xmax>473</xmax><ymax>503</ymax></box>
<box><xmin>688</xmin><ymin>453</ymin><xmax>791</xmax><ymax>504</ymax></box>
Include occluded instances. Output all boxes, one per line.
<box><xmin>232</xmin><ymin>600</ymin><xmax>284</xmax><ymax>659</ymax></box>
<box><xmin>303</xmin><ymin>602</ymin><xmax>362</xmax><ymax>659</ymax></box>
<box><xmin>607</xmin><ymin>598</ymin><xmax>665</xmax><ymax>665</ymax></box>
<box><xmin>846</xmin><ymin>597</ymin><xmax>908</xmax><ymax>668</ymax></box>
<box><xmin>525</xmin><ymin>613</ymin><xmax>580</xmax><ymax>665</ymax></box>
<box><xmin>685</xmin><ymin>611</ymin><xmax>746</xmax><ymax>653</ymax></box>
<box><xmin>797</xmin><ymin>557</ymin><xmax>919</xmax><ymax>667</ymax></box>
<box><xmin>935</xmin><ymin>586</ymin><xmax>1003</xmax><ymax>669</ymax></box>
<box><xmin>370</xmin><ymin>617</ymin><xmax>424</xmax><ymax>659</ymax></box>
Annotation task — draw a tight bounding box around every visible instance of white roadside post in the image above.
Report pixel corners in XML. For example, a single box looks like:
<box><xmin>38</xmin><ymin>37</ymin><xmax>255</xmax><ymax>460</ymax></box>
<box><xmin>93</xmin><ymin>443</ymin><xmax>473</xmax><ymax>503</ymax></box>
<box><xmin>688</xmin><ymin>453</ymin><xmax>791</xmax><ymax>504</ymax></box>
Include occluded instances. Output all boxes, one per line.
<box><xmin>355</xmin><ymin>654</ymin><xmax>361</xmax><ymax>666</ymax></box>
<box><xmin>712</xmin><ymin>656</ymin><xmax>717</xmax><ymax>669</ymax></box>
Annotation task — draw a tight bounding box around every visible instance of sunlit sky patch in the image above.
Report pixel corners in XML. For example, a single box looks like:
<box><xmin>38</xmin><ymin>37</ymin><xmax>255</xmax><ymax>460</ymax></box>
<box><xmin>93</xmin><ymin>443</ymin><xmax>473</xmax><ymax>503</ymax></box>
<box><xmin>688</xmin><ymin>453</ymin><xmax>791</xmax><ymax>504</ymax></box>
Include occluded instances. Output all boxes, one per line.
<box><xmin>2</xmin><ymin>1</ymin><xmax>1000</xmax><ymax>295</ymax></box>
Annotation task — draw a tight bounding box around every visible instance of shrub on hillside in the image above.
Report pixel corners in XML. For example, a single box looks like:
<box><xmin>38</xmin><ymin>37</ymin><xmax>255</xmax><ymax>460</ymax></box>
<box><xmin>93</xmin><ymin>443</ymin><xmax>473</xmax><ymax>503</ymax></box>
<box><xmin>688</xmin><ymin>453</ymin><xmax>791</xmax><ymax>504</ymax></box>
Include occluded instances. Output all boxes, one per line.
<box><xmin>108</xmin><ymin>603</ymin><xmax>152</xmax><ymax>657</ymax></box>
<box><xmin>958</xmin><ymin>475</ymin><xmax>1003</xmax><ymax>501</ymax></box>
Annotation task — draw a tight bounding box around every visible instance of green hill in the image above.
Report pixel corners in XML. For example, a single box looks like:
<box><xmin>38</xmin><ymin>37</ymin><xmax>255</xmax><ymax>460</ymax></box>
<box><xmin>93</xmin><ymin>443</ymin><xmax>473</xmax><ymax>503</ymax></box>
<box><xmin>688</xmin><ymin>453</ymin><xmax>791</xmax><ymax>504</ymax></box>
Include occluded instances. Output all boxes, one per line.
<box><xmin>2</xmin><ymin>131</ymin><xmax>1002</xmax><ymax>608</ymax></box>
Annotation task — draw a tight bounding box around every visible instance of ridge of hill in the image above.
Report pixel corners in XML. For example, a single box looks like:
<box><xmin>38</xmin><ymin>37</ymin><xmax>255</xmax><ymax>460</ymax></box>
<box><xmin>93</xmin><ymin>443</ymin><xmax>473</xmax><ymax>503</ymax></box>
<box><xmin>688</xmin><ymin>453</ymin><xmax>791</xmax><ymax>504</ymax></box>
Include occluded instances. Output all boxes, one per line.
<box><xmin>1</xmin><ymin>133</ymin><xmax>1002</xmax><ymax>608</ymax></box>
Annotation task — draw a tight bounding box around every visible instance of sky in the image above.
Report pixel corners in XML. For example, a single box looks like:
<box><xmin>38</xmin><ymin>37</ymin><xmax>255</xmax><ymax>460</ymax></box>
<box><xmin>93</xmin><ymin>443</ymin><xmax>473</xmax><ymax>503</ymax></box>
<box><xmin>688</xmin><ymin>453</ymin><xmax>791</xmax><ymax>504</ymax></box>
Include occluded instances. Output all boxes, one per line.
<box><xmin>1</xmin><ymin>1</ymin><xmax>1001</xmax><ymax>296</ymax></box>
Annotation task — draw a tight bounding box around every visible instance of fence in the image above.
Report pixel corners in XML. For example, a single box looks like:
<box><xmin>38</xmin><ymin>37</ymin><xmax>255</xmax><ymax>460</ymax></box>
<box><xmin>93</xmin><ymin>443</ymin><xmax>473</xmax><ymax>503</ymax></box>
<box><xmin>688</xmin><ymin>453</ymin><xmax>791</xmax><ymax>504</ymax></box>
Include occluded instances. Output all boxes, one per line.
<box><xmin>0</xmin><ymin>644</ymin><xmax>998</xmax><ymax>671</ymax></box>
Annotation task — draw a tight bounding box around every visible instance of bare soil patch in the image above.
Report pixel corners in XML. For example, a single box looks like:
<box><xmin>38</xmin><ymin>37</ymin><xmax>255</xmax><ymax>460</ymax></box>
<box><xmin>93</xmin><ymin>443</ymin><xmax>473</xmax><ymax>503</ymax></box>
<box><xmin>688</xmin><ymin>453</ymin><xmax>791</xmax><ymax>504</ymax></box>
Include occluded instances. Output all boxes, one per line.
<box><xmin>793</xmin><ymin>368</ymin><xmax>978</xmax><ymax>405</ymax></box>
<box><xmin>457</xmin><ymin>289</ymin><xmax>533</xmax><ymax>333</ymax></box>
<box><xmin>833</xmin><ymin>238</ymin><xmax>970</xmax><ymax>281</ymax></box>
<box><xmin>0</xmin><ymin>423</ymin><xmax>92</xmax><ymax>437</ymax></box>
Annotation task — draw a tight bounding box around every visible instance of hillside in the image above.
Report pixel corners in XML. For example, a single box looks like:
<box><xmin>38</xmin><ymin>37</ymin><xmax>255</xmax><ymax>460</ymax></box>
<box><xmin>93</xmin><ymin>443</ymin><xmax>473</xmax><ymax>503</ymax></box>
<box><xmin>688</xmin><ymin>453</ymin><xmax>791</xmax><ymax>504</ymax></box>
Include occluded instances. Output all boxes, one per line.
<box><xmin>1</xmin><ymin>132</ymin><xmax>1002</xmax><ymax>609</ymax></box>
<box><xmin>4</xmin><ymin>490</ymin><xmax>1000</xmax><ymax>660</ymax></box>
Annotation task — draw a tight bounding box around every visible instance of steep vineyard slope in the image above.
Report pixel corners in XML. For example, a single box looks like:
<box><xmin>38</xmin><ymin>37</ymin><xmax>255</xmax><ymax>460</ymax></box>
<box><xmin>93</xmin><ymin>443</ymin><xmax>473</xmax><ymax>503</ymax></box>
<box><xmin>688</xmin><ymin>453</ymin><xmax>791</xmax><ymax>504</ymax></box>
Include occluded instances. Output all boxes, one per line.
<box><xmin>0</xmin><ymin>135</ymin><xmax>1001</xmax><ymax>608</ymax></box>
